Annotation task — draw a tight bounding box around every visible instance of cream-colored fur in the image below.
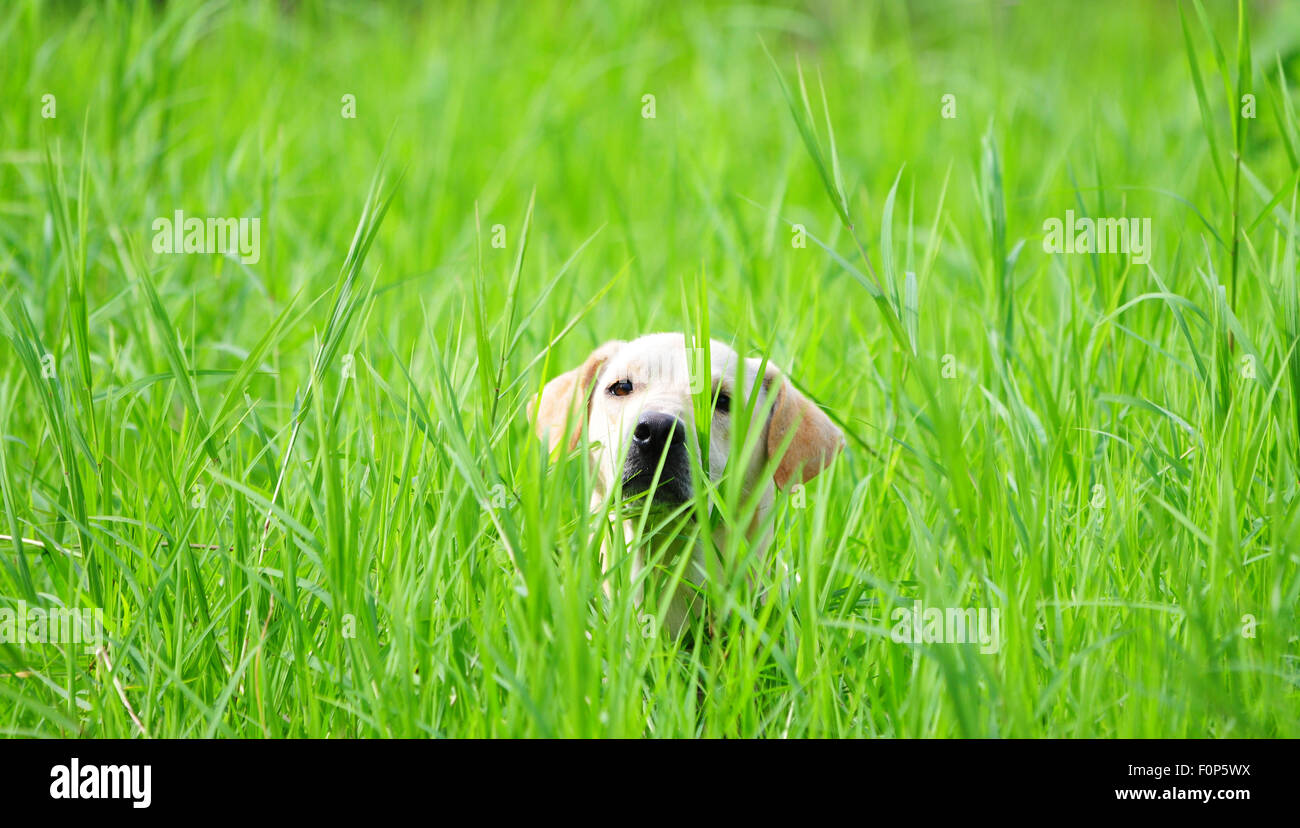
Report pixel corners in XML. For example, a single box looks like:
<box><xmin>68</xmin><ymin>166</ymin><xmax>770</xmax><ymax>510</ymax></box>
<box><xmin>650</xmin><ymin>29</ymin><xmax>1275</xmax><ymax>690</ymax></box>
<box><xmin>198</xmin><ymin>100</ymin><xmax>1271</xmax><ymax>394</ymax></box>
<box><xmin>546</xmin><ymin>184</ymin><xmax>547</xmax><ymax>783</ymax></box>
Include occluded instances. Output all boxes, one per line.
<box><xmin>528</xmin><ymin>333</ymin><xmax>843</xmax><ymax>635</ymax></box>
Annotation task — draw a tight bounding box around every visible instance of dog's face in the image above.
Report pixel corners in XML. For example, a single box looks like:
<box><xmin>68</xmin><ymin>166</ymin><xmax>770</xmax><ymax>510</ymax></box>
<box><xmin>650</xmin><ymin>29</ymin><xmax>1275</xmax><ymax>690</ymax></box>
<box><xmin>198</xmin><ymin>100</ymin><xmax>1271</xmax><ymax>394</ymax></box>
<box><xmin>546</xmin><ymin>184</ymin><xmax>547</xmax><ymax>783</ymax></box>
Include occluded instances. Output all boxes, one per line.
<box><xmin>529</xmin><ymin>333</ymin><xmax>844</xmax><ymax>511</ymax></box>
<box><xmin>589</xmin><ymin>333</ymin><xmax>753</xmax><ymax>508</ymax></box>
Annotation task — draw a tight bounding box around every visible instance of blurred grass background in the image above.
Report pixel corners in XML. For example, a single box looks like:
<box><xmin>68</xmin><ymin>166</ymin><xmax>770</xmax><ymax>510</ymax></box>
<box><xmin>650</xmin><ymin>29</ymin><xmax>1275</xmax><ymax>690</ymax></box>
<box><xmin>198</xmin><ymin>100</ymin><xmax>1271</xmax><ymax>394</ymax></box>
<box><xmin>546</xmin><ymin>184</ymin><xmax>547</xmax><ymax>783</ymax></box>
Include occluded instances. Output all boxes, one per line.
<box><xmin>1</xmin><ymin>0</ymin><xmax>1298</xmax><ymax>736</ymax></box>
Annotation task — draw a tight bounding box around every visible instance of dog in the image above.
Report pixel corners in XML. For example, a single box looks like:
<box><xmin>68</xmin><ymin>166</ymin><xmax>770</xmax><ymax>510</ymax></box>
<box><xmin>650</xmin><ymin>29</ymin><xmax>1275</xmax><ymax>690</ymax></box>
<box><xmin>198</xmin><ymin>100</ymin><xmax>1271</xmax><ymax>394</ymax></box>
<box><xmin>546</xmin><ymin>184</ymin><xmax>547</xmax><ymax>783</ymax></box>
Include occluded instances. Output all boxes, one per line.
<box><xmin>528</xmin><ymin>333</ymin><xmax>844</xmax><ymax>635</ymax></box>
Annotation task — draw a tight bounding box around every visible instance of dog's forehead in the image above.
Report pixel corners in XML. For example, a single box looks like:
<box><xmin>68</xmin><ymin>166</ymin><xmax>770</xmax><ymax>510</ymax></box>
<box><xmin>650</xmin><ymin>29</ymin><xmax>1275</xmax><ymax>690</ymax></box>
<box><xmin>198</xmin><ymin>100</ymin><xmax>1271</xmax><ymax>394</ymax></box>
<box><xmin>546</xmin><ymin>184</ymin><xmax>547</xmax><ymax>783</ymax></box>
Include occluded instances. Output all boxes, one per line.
<box><xmin>604</xmin><ymin>334</ymin><xmax>754</xmax><ymax>383</ymax></box>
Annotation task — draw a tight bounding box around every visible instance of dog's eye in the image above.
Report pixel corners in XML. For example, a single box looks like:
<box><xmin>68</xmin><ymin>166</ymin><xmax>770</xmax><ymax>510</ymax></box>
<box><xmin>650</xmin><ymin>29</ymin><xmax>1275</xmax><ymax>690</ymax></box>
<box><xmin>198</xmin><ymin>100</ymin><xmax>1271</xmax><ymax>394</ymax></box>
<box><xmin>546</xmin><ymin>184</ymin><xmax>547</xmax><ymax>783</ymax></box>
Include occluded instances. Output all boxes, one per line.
<box><xmin>607</xmin><ymin>379</ymin><xmax>634</xmax><ymax>397</ymax></box>
<box><xmin>714</xmin><ymin>391</ymin><xmax>731</xmax><ymax>414</ymax></box>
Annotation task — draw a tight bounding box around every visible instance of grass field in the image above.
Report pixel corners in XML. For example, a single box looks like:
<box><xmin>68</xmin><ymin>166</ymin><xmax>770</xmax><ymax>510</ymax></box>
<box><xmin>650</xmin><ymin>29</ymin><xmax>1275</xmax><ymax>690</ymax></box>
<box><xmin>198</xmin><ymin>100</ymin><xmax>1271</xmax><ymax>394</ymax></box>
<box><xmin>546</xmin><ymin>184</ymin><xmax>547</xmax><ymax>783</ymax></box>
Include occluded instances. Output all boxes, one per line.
<box><xmin>2</xmin><ymin>0</ymin><xmax>1299</xmax><ymax>738</ymax></box>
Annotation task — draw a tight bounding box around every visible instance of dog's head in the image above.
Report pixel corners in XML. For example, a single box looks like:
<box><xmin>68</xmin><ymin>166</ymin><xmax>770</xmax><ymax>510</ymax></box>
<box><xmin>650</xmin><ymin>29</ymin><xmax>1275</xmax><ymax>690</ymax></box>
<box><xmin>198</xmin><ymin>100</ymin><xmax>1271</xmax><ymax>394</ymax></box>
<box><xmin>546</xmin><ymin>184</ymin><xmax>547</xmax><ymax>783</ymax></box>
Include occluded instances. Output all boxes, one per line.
<box><xmin>528</xmin><ymin>333</ymin><xmax>843</xmax><ymax>510</ymax></box>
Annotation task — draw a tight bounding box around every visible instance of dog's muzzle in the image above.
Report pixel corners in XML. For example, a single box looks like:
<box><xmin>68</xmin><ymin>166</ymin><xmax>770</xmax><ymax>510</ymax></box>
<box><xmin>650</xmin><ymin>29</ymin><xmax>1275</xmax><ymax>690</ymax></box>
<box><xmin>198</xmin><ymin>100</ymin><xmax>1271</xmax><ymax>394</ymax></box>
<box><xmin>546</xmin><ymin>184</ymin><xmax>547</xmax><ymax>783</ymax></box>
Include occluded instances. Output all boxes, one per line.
<box><xmin>621</xmin><ymin>411</ymin><xmax>692</xmax><ymax>506</ymax></box>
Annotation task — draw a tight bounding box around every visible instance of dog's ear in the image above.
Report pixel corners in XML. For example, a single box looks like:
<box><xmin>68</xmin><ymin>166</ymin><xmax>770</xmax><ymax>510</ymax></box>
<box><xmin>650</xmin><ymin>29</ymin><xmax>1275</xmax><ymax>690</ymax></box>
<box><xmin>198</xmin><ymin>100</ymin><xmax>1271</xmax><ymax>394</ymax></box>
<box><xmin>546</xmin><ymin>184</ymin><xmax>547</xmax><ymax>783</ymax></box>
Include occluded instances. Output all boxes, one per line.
<box><xmin>528</xmin><ymin>340</ymin><xmax>624</xmax><ymax>452</ymax></box>
<box><xmin>764</xmin><ymin>367</ymin><xmax>844</xmax><ymax>489</ymax></box>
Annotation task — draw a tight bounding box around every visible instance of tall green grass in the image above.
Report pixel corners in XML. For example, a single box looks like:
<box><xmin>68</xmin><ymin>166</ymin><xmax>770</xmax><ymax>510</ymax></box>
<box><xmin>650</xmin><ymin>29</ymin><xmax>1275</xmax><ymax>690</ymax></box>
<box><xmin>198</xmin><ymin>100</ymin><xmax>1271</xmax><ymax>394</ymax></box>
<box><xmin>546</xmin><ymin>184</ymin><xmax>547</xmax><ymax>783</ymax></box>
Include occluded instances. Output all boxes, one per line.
<box><xmin>0</xmin><ymin>0</ymin><xmax>1297</xmax><ymax>737</ymax></box>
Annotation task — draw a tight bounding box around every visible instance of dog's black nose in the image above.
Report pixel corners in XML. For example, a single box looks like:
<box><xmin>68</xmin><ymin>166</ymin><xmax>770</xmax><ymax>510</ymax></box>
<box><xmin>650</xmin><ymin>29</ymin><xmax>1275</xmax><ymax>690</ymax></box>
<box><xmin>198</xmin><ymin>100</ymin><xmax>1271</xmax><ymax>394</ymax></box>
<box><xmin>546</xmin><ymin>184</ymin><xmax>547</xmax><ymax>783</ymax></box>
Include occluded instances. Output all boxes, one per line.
<box><xmin>632</xmin><ymin>412</ymin><xmax>686</xmax><ymax>457</ymax></box>
<box><xmin>624</xmin><ymin>412</ymin><xmax>692</xmax><ymax>505</ymax></box>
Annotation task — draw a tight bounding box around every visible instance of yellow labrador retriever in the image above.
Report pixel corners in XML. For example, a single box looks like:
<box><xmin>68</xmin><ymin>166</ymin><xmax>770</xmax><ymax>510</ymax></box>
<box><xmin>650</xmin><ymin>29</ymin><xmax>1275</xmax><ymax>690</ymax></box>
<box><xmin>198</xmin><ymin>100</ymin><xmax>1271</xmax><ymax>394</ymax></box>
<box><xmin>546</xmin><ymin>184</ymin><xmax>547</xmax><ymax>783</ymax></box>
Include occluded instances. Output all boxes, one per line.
<box><xmin>529</xmin><ymin>333</ymin><xmax>843</xmax><ymax>635</ymax></box>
